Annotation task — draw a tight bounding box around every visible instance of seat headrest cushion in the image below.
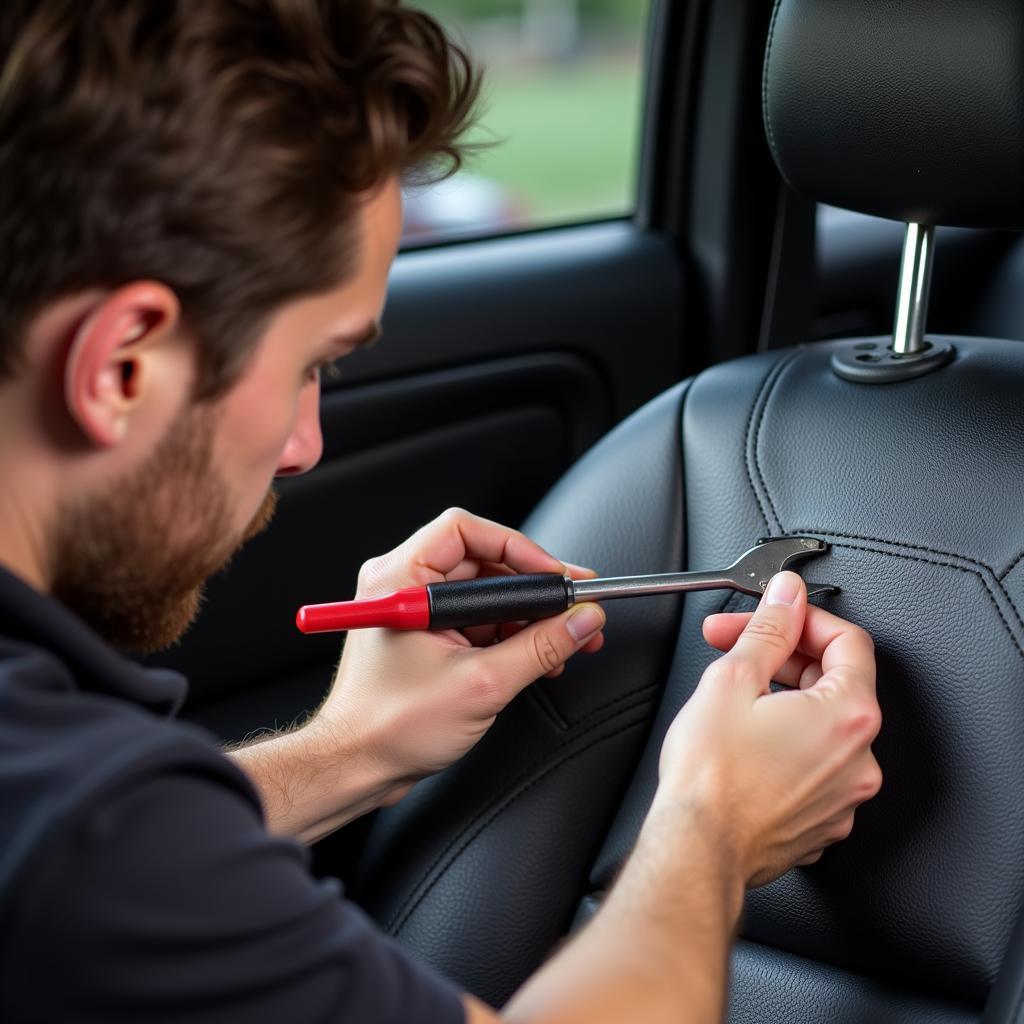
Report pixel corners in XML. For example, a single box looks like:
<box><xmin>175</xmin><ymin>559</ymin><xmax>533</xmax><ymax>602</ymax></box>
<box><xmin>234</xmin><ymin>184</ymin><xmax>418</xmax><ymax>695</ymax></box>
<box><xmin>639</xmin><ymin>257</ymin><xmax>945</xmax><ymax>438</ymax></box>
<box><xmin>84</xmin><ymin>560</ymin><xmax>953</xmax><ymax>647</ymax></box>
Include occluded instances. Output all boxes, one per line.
<box><xmin>763</xmin><ymin>0</ymin><xmax>1024</xmax><ymax>229</ymax></box>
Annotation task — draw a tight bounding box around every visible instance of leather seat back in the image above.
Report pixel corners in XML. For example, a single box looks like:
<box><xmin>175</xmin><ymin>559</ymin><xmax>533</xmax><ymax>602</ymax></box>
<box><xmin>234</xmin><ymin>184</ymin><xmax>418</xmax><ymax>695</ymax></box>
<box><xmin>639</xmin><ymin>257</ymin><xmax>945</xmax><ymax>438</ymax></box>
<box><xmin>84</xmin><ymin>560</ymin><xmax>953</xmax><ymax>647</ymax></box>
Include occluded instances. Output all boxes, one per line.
<box><xmin>582</xmin><ymin>339</ymin><xmax>1024</xmax><ymax>1018</ymax></box>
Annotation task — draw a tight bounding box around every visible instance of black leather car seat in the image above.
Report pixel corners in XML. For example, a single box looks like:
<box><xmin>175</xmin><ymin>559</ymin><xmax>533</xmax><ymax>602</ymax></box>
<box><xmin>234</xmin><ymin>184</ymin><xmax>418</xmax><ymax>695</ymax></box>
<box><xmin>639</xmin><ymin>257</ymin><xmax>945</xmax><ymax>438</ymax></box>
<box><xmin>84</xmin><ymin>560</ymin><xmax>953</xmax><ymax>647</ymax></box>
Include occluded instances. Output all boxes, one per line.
<box><xmin>349</xmin><ymin>1</ymin><xmax>1024</xmax><ymax>1019</ymax></box>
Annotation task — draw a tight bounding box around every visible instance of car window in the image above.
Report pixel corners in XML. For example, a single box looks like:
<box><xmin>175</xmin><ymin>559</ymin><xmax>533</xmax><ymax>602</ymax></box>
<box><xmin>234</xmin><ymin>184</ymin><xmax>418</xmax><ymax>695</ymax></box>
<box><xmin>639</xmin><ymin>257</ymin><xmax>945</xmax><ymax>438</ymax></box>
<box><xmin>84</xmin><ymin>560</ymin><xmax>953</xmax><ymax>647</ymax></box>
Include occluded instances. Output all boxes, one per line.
<box><xmin>404</xmin><ymin>0</ymin><xmax>651</xmax><ymax>244</ymax></box>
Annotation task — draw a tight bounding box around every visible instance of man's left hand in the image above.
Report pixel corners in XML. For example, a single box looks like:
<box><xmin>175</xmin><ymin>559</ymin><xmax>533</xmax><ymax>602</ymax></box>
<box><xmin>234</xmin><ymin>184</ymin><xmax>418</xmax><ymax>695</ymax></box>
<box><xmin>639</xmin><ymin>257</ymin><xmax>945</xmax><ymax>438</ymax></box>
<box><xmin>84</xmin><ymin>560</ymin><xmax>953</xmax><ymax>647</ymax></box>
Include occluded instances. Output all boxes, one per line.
<box><xmin>296</xmin><ymin>507</ymin><xmax>605</xmax><ymax>833</ymax></box>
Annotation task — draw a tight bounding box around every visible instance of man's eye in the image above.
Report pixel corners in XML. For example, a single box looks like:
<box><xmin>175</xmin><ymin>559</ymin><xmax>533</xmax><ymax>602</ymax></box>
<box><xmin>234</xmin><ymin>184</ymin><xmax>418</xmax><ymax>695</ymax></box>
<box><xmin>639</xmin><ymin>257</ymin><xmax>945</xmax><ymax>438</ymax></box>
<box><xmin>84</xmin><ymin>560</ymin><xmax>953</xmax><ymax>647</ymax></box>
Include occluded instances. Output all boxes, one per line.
<box><xmin>308</xmin><ymin>361</ymin><xmax>342</xmax><ymax>384</ymax></box>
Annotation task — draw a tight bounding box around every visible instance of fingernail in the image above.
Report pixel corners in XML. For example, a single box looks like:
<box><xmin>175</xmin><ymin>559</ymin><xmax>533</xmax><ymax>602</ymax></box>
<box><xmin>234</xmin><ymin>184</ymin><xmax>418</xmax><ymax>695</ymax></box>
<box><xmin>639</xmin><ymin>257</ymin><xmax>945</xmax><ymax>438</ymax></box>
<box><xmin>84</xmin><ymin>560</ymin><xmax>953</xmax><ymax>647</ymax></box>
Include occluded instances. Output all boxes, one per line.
<box><xmin>563</xmin><ymin>562</ymin><xmax>598</xmax><ymax>579</ymax></box>
<box><xmin>765</xmin><ymin>571</ymin><xmax>801</xmax><ymax>606</ymax></box>
<box><xmin>567</xmin><ymin>604</ymin><xmax>604</xmax><ymax>642</ymax></box>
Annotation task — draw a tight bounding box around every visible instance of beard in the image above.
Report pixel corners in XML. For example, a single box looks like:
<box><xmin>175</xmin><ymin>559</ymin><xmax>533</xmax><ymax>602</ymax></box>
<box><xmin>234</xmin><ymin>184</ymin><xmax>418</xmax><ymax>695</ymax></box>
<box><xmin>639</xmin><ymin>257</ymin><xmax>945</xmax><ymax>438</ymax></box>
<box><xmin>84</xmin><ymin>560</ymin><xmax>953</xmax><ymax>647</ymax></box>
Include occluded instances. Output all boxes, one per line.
<box><xmin>51</xmin><ymin>402</ymin><xmax>277</xmax><ymax>653</ymax></box>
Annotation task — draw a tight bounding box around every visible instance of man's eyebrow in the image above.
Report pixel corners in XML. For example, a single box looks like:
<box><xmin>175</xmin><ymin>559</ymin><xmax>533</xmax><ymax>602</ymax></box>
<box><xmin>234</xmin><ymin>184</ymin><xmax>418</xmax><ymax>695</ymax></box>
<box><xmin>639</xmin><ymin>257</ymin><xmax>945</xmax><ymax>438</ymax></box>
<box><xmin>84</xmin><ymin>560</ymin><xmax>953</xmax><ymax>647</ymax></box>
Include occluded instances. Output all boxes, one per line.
<box><xmin>331</xmin><ymin>319</ymin><xmax>382</xmax><ymax>351</ymax></box>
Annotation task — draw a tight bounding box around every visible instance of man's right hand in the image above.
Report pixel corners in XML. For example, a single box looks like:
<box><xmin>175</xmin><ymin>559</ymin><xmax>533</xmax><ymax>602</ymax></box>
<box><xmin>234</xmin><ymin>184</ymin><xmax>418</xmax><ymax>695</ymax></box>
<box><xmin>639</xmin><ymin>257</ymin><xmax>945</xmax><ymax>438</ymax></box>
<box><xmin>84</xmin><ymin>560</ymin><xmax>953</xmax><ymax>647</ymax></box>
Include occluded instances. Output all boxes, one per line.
<box><xmin>478</xmin><ymin>570</ymin><xmax>881</xmax><ymax>1024</ymax></box>
<box><xmin>658</xmin><ymin>570</ymin><xmax>882</xmax><ymax>887</ymax></box>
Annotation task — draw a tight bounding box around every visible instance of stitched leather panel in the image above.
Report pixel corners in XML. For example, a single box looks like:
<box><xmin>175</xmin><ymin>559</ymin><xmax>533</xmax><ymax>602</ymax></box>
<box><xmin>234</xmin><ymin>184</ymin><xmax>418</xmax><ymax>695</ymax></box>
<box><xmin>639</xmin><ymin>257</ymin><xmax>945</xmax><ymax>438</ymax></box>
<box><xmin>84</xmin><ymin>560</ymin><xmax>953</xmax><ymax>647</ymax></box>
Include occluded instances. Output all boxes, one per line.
<box><xmin>357</xmin><ymin>698</ymin><xmax>654</xmax><ymax>1004</ymax></box>
<box><xmin>1002</xmin><ymin>559</ymin><xmax>1024</xmax><ymax>637</ymax></box>
<box><xmin>346</xmin><ymin>384</ymin><xmax>690</xmax><ymax>1007</ymax></box>
<box><xmin>751</xmin><ymin>339</ymin><xmax>1024</xmax><ymax>576</ymax></box>
<box><xmin>589</xmin><ymin>339</ymin><xmax>1024</xmax><ymax>1006</ymax></box>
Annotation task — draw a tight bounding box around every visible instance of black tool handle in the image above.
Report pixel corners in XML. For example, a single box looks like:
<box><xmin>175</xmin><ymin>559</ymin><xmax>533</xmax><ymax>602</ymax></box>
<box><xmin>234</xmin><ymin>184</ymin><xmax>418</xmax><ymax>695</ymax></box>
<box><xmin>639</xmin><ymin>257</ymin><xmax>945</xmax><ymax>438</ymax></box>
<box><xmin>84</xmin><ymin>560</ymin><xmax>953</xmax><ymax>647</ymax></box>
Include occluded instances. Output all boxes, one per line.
<box><xmin>427</xmin><ymin>573</ymin><xmax>572</xmax><ymax>630</ymax></box>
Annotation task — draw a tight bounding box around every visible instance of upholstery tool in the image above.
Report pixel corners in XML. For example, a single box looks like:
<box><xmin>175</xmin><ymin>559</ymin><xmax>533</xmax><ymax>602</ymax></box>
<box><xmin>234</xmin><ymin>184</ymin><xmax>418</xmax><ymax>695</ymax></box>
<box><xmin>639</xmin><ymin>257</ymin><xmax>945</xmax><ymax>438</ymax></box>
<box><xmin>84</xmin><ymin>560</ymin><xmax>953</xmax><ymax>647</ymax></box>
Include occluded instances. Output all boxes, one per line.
<box><xmin>296</xmin><ymin>536</ymin><xmax>838</xmax><ymax>634</ymax></box>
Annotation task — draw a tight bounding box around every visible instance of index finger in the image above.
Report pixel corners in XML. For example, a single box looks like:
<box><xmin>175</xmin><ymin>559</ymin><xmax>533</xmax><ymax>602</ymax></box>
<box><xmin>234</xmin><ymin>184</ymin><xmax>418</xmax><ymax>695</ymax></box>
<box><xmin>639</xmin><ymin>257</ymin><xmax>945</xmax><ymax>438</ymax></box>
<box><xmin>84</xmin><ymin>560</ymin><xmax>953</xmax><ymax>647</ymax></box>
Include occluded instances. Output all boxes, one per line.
<box><xmin>705</xmin><ymin>605</ymin><xmax>875</xmax><ymax>687</ymax></box>
<box><xmin>406</xmin><ymin>508</ymin><xmax>578</xmax><ymax>580</ymax></box>
<box><xmin>795</xmin><ymin>604</ymin><xmax>875</xmax><ymax>686</ymax></box>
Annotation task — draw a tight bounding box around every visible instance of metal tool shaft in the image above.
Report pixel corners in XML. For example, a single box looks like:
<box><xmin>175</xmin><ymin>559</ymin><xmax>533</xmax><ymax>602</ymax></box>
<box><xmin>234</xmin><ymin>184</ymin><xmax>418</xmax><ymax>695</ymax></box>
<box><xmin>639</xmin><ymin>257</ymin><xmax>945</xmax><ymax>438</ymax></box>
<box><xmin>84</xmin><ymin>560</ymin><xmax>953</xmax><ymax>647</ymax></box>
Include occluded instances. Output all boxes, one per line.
<box><xmin>568</xmin><ymin>537</ymin><xmax>838</xmax><ymax>602</ymax></box>
<box><xmin>571</xmin><ymin>571</ymin><xmax>738</xmax><ymax>602</ymax></box>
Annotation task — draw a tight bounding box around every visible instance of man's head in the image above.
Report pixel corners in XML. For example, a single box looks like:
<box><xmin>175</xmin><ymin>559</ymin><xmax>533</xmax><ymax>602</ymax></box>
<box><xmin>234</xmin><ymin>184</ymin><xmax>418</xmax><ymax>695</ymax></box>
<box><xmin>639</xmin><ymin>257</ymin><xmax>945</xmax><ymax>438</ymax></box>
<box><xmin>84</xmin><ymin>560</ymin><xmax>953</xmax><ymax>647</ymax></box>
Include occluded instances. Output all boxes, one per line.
<box><xmin>0</xmin><ymin>0</ymin><xmax>479</xmax><ymax>651</ymax></box>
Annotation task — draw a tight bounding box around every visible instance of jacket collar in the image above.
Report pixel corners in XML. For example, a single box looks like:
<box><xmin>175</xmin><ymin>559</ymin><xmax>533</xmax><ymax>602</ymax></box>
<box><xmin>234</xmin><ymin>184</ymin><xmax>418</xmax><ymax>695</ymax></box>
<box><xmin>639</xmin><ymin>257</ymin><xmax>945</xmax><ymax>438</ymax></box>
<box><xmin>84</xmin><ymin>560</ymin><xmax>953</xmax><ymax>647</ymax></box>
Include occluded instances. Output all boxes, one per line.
<box><xmin>0</xmin><ymin>562</ymin><xmax>187</xmax><ymax>716</ymax></box>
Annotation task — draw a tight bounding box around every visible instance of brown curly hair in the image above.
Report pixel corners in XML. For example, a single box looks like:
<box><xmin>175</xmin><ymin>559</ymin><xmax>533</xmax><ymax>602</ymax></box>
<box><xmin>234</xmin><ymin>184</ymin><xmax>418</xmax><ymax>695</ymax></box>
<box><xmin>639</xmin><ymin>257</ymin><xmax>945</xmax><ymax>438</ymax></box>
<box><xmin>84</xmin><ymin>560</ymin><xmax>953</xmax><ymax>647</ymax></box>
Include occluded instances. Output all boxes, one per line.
<box><xmin>0</xmin><ymin>0</ymin><xmax>481</xmax><ymax>397</ymax></box>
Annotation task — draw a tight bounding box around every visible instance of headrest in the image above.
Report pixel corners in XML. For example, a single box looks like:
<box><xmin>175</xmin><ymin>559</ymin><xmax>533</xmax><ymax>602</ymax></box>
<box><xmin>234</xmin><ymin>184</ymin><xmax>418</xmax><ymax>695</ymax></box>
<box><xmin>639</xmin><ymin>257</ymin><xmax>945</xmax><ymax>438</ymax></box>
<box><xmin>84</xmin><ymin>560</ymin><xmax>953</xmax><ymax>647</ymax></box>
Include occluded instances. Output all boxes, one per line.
<box><xmin>762</xmin><ymin>0</ymin><xmax>1024</xmax><ymax>230</ymax></box>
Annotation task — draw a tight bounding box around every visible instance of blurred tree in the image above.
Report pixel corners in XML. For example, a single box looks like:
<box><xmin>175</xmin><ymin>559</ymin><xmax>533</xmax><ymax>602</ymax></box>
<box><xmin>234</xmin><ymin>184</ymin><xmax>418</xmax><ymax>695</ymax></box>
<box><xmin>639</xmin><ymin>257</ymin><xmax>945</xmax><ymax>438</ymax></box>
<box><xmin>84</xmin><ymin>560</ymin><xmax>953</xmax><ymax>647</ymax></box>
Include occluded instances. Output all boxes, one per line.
<box><xmin>584</xmin><ymin>0</ymin><xmax>643</xmax><ymax>22</ymax></box>
<box><xmin>416</xmin><ymin>0</ymin><xmax>642</xmax><ymax>31</ymax></box>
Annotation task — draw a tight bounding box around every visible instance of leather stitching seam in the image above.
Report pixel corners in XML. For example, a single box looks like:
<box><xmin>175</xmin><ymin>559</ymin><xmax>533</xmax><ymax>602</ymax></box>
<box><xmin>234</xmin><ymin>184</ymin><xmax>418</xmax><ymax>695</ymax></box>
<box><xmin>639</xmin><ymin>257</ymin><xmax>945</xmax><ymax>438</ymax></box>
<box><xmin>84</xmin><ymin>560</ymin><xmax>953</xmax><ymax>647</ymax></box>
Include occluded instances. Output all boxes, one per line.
<box><xmin>559</xmin><ymin>679</ymin><xmax>661</xmax><ymax>729</ymax></box>
<box><xmin>787</xmin><ymin>527</ymin><xmax>994</xmax><ymax>575</ymax></box>
<box><xmin>391</xmin><ymin>712</ymin><xmax>651</xmax><ymax>937</ymax></box>
<box><xmin>752</xmin><ymin>348</ymin><xmax>802</xmax><ymax>529</ymax></box>
<box><xmin>1008</xmin><ymin>590</ymin><xmax>1024</xmax><ymax>636</ymax></box>
<box><xmin>787</xmin><ymin>528</ymin><xmax>1024</xmax><ymax>638</ymax></box>
<box><xmin>744</xmin><ymin>356</ymin><xmax>792</xmax><ymax>533</ymax></box>
<box><xmin>528</xmin><ymin>686</ymin><xmax>569</xmax><ymax>732</ymax></box>
<box><xmin>762</xmin><ymin>0</ymin><xmax>784</xmax><ymax>167</ymax></box>
<box><xmin>743</xmin><ymin>368</ymin><xmax>774</xmax><ymax>532</ymax></box>
<box><xmin>1001</xmin><ymin>550</ymin><xmax>1024</xmax><ymax>582</ymax></box>
<box><xmin>822</xmin><ymin>539</ymin><xmax>1024</xmax><ymax>660</ymax></box>
<box><xmin>389</xmin><ymin>700</ymin><xmax>653</xmax><ymax>936</ymax></box>
<box><xmin>384</xmin><ymin>685</ymin><xmax>660</xmax><ymax>934</ymax></box>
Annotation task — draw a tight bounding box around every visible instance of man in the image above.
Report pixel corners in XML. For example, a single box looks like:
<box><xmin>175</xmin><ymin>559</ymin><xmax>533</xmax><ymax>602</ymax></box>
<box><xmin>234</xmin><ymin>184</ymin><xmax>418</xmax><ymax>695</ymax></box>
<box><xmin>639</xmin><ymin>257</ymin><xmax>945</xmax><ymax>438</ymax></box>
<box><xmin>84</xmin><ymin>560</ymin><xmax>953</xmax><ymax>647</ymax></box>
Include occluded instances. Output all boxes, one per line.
<box><xmin>0</xmin><ymin>2</ymin><xmax>882</xmax><ymax>1021</ymax></box>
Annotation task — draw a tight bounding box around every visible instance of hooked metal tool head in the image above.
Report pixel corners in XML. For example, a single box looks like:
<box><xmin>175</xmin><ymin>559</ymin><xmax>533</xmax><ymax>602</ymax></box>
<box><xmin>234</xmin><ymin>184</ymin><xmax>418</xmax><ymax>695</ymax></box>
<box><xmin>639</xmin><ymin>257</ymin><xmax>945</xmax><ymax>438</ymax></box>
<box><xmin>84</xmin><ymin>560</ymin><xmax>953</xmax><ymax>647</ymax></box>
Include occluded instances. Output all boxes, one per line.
<box><xmin>727</xmin><ymin>536</ymin><xmax>839</xmax><ymax>598</ymax></box>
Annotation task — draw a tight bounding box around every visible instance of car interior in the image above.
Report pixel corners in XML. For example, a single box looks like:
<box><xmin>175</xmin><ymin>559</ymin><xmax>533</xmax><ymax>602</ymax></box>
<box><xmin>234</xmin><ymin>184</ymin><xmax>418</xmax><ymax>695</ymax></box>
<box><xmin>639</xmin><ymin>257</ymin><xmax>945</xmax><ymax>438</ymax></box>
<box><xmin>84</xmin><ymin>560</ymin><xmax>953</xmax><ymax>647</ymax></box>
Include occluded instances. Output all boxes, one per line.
<box><xmin>149</xmin><ymin>0</ymin><xmax>1024</xmax><ymax>1019</ymax></box>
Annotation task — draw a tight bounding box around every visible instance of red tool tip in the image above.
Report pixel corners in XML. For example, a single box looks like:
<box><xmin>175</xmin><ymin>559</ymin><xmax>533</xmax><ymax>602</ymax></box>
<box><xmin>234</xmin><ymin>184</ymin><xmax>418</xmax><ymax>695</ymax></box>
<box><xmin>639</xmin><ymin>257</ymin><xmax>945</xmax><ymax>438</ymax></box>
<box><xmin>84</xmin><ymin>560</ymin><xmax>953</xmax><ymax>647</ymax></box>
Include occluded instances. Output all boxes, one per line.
<box><xmin>296</xmin><ymin>586</ymin><xmax>431</xmax><ymax>633</ymax></box>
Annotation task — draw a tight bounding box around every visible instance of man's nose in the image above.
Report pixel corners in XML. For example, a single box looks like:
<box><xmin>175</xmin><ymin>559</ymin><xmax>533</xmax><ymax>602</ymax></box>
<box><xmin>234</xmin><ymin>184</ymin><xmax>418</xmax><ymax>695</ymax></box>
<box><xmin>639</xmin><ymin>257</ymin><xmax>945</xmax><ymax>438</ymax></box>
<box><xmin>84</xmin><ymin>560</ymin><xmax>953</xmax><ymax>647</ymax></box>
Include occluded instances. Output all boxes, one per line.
<box><xmin>275</xmin><ymin>384</ymin><xmax>324</xmax><ymax>477</ymax></box>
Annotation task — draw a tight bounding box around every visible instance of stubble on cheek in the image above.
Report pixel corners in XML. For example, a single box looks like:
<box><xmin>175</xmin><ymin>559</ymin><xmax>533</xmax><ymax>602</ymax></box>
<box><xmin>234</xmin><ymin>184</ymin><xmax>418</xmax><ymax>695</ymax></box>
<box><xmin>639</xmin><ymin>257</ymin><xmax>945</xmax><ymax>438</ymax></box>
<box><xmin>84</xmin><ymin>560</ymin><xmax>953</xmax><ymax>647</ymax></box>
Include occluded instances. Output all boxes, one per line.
<box><xmin>51</xmin><ymin>405</ymin><xmax>278</xmax><ymax>653</ymax></box>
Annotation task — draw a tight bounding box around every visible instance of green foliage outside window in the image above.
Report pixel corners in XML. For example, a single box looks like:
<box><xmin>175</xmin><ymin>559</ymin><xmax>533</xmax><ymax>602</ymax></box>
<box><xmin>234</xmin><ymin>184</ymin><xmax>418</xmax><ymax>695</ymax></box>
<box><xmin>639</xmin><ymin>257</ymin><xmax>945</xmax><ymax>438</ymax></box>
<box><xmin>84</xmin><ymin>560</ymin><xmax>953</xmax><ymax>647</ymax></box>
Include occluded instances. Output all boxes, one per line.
<box><xmin>426</xmin><ymin>0</ymin><xmax>641</xmax><ymax>27</ymax></box>
<box><xmin>406</xmin><ymin>1</ymin><xmax>649</xmax><ymax>237</ymax></box>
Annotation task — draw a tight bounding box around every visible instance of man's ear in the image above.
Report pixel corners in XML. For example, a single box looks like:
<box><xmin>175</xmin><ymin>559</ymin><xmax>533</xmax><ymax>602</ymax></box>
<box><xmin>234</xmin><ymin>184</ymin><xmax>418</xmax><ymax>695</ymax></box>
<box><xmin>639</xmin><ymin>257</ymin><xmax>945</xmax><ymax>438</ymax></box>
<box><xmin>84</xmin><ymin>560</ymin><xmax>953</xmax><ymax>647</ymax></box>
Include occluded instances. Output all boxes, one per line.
<box><xmin>64</xmin><ymin>282</ymin><xmax>186</xmax><ymax>447</ymax></box>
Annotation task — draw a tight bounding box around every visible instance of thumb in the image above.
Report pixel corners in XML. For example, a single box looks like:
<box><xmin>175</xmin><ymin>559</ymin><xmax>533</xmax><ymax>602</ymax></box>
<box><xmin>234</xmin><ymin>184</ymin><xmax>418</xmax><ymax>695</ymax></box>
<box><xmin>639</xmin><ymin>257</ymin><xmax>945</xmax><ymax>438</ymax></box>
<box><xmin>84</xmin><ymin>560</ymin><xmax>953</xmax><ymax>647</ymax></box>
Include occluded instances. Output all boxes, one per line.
<box><xmin>714</xmin><ymin>571</ymin><xmax>807</xmax><ymax>697</ymax></box>
<box><xmin>476</xmin><ymin>602</ymin><xmax>606</xmax><ymax>696</ymax></box>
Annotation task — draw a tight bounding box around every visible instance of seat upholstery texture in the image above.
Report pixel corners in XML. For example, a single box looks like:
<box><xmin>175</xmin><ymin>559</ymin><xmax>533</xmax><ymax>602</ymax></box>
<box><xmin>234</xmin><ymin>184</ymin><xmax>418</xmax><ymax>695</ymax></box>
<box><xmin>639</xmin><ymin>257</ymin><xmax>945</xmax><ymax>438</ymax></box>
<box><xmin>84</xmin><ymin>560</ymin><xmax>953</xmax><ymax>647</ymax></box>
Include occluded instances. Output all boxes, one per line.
<box><xmin>351</xmin><ymin>336</ymin><xmax>1024</xmax><ymax>1020</ymax></box>
<box><xmin>726</xmin><ymin>941</ymin><xmax>976</xmax><ymax>1024</ymax></box>
<box><xmin>586</xmin><ymin>336</ymin><xmax>1024</xmax><ymax>1020</ymax></box>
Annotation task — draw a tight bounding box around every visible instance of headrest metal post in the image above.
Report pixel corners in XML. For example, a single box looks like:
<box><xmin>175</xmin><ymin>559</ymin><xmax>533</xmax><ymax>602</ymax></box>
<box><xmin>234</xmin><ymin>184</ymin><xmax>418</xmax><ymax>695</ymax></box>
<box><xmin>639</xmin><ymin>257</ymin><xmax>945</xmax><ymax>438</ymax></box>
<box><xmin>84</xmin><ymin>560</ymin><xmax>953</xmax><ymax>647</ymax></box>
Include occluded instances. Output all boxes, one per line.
<box><xmin>892</xmin><ymin>222</ymin><xmax>934</xmax><ymax>355</ymax></box>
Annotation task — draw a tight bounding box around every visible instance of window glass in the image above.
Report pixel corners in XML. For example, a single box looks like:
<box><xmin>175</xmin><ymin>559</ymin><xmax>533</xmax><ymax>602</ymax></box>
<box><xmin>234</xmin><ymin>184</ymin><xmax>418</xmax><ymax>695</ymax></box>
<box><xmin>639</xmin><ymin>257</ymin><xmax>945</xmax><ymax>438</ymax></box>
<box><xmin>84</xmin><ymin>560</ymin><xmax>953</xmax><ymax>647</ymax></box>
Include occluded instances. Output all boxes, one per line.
<box><xmin>404</xmin><ymin>0</ymin><xmax>650</xmax><ymax>243</ymax></box>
